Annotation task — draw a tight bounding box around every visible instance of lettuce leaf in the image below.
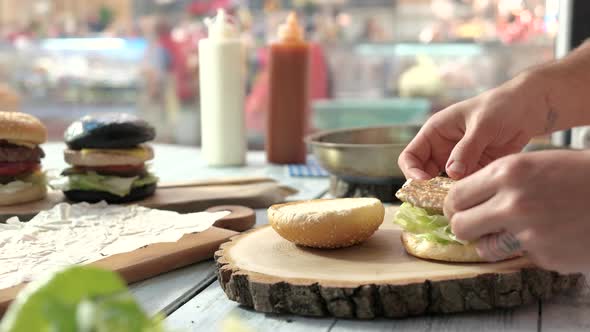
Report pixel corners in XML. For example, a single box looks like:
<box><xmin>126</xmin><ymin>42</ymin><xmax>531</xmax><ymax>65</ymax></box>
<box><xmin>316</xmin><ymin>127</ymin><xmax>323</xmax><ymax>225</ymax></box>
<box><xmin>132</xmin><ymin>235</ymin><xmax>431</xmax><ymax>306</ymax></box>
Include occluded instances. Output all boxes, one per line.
<box><xmin>51</xmin><ymin>172</ymin><xmax>158</xmax><ymax>197</ymax></box>
<box><xmin>132</xmin><ymin>174</ymin><xmax>159</xmax><ymax>188</ymax></box>
<box><xmin>393</xmin><ymin>202</ymin><xmax>467</xmax><ymax>245</ymax></box>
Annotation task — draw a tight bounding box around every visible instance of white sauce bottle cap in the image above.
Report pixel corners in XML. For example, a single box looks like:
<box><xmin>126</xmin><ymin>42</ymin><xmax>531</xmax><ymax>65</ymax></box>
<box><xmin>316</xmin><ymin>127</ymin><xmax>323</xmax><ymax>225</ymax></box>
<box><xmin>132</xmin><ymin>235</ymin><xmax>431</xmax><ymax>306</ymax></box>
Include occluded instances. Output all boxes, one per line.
<box><xmin>205</xmin><ymin>9</ymin><xmax>238</xmax><ymax>40</ymax></box>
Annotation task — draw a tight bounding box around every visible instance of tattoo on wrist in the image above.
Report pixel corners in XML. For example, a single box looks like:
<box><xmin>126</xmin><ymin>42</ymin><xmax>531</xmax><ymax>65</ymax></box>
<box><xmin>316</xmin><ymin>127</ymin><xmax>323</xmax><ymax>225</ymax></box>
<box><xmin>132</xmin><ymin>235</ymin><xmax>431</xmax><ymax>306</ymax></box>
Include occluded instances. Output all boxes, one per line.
<box><xmin>544</xmin><ymin>96</ymin><xmax>558</xmax><ymax>134</ymax></box>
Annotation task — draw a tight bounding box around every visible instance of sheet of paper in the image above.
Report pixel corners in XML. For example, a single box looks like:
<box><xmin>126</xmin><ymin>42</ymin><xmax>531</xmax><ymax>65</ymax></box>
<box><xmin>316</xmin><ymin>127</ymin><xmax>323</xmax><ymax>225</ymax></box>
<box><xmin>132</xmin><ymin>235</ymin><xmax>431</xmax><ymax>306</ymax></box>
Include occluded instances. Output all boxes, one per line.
<box><xmin>0</xmin><ymin>202</ymin><xmax>229</xmax><ymax>290</ymax></box>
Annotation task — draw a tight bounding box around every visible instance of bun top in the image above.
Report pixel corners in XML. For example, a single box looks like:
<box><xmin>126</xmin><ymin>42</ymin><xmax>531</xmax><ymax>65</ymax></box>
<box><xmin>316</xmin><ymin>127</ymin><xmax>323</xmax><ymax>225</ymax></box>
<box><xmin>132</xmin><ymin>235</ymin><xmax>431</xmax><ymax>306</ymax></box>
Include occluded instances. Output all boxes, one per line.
<box><xmin>0</xmin><ymin>112</ymin><xmax>47</xmax><ymax>144</ymax></box>
<box><xmin>64</xmin><ymin>113</ymin><xmax>156</xmax><ymax>150</ymax></box>
<box><xmin>274</xmin><ymin>197</ymin><xmax>381</xmax><ymax>216</ymax></box>
<box><xmin>395</xmin><ymin>176</ymin><xmax>454</xmax><ymax>214</ymax></box>
<box><xmin>269</xmin><ymin>197</ymin><xmax>383</xmax><ymax>226</ymax></box>
<box><xmin>268</xmin><ymin>198</ymin><xmax>384</xmax><ymax>249</ymax></box>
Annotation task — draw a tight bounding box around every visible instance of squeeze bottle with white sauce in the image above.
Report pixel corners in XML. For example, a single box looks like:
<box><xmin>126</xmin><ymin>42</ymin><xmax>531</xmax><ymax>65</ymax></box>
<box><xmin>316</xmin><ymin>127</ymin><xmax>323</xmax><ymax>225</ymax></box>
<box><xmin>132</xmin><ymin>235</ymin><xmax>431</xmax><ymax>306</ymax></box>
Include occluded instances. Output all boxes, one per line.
<box><xmin>199</xmin><ymin>9</ymin><xmax>246</xmax><ymax>166</ymax></box>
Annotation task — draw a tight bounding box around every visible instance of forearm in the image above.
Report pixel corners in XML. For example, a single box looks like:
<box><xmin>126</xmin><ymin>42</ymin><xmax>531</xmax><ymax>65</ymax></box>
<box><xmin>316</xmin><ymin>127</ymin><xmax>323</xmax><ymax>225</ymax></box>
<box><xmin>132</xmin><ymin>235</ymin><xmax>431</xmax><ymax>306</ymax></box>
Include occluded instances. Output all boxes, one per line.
<box><xmin>524</xmin><ymin>41</ymin><xmax>590</xmax><ymax>134</ymax></box>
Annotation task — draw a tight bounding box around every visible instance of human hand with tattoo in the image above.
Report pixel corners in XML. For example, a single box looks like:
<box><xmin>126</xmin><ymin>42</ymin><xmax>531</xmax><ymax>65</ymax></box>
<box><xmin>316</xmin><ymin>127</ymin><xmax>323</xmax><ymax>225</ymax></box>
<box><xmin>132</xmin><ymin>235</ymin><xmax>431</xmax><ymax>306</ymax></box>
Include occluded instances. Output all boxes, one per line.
<box><xmin>398</xmin><ymin>41</ymin><xmax>590</xmax><ymax>270</ymax></box>
<box><xmin>444</xmin><ymin>150</ymin><xmax>590</xmax><ymax>272</ymax></box>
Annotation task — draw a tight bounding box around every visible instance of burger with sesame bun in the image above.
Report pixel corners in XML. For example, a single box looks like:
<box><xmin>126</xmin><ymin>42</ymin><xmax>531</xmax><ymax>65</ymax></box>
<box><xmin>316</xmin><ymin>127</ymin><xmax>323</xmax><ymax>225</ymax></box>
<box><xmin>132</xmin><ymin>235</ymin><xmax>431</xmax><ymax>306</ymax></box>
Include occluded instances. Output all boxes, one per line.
<box><xmin>394</xmin><ymin>176</ymin><xmax>484</xmax><ymax>262</ymax></box>
<box><xmin>56</xmin><ymin>113</ymin><xmax>158</xmax><ymax>203</ymax></box>
<box><xmin>0</xmin><ymin>112</ymin><xmax>47</xmax><ymax>206</ymax></box>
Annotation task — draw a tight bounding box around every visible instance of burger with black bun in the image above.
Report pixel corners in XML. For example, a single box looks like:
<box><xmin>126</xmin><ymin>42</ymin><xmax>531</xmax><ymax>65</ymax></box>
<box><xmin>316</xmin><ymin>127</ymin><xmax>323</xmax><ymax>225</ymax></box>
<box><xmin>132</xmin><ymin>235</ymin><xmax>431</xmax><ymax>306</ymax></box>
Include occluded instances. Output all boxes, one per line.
<box><xmin>58</xmin><ymin>113</ymin><xmax>158</xmax><ymax>203</ymax></box>
<box><xmin>0</xmin><ymin>111</ymin><xmax>47</xmax><ymax>206</ymax></box>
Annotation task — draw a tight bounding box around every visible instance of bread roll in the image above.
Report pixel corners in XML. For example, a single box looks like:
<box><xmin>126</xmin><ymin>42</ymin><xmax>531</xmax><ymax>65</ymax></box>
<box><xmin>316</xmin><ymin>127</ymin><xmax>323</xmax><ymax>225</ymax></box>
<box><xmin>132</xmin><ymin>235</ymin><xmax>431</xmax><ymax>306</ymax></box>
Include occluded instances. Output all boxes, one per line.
<box><xmin>400</xmin><ymin>232</ymin><xmax>485</xmax><ymax>263</ymax></box>
<box><xmin>268</xmin><ymin>198</ymin><xmax>385</xmax><ymax>249</ymax></box>
<box><xmin>0</xmin><ymin>112</ymin><xmax>47</xmax><ymax>144</ymax></box>
<box><xmin>0</xmin><ymin>181</ymin><xmax>47</xmax><ymax>206</ymax></box>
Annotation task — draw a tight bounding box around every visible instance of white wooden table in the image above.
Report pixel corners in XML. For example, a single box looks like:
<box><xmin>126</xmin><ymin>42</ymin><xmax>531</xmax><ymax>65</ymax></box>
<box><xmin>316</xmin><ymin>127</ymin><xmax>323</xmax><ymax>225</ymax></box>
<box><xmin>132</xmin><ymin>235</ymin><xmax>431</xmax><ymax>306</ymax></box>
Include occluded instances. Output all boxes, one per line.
<box><xmin>41</xmin><ymin>143</ymin><xmax>590</xmax><ymax>331</ymax></box>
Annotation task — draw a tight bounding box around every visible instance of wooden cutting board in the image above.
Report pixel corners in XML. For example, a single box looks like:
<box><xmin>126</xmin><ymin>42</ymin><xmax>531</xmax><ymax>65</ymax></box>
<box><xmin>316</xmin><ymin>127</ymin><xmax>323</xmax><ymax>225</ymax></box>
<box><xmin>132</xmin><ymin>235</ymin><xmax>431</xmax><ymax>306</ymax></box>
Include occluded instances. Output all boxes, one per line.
<box><xmin>215</xmin><ymin>207</ymin><xmax>581</xmax><ymax>319</ymax></box>
<box><xmin>0</xmin><ymin>205</ymin><xmax>256</xmax><ymax>317</ymax></box>
<box><xmin>0</xmin><ymin>177</ymin><xmax>296</xmax><ymax>222</ymax></box>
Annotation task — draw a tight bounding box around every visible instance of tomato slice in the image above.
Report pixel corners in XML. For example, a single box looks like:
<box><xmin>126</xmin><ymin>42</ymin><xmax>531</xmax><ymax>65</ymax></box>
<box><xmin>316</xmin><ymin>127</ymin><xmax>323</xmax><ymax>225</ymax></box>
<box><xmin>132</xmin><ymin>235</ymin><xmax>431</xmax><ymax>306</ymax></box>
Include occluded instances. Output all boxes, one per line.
<box><xmin>0</xmin><ymin>162</ymin><xmax>40</xmax><ymax>176</ymax></box>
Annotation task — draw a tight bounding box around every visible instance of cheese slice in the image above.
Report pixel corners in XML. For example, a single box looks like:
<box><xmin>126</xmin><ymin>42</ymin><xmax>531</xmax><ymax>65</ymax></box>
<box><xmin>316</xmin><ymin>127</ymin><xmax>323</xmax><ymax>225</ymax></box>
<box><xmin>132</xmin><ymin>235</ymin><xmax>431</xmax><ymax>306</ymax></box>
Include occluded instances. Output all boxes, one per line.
<box><xmin>4</xmin><ymin>140</ymin><xmax>36</xmax><ymax>149</ymax></box>
<box><xmin>80</xmin><ymin>145</ymin><xmax>152</xmax><ymax>159</ymax></box>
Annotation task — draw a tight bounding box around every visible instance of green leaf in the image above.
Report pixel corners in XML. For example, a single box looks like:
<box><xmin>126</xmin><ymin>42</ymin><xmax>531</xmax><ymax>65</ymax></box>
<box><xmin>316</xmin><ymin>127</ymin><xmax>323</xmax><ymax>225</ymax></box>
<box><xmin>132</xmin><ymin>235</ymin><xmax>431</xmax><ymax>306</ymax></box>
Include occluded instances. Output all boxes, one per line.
<box><xmin>393</xmin><ymin>202</ymin><xmax>467</xmax><ymax>245</ymax></box>
<box><xmin>132</xmin><ymin>173</ymin><xmax>159</xmax><ymax>188</ymax></box>
<box><xmin>51</xmin><ymin>172</ymin><xmax>158</xmax><ymax>197</ymax></box>
<box><xmin>0</xmin><ymin>266</ymin><xmax>127</xmax><ymax>332</ymax></box>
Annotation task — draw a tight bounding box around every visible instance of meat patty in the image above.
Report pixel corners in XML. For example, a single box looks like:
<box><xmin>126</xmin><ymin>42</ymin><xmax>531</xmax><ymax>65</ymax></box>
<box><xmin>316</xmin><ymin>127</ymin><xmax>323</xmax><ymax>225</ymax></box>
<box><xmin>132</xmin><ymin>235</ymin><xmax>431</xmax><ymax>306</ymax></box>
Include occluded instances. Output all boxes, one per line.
<box><xmin>395</xmin><ymin>176</ymin><xmax>454</xmax><ymax>215</ymax></box>
<box><xmin>0</xmin><ymin>141</ymin><xmax>45</xmax><ymax>163</ymax></box>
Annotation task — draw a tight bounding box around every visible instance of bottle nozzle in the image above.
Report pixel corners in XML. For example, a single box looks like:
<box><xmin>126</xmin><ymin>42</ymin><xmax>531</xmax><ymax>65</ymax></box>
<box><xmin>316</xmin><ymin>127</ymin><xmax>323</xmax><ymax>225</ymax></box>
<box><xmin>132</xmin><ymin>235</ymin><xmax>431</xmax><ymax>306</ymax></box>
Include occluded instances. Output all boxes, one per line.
<box><xmin>286</xmin><ymin>12</ymin><xmax>297</xmax><ymax>25</ymax></box>
<box><xmin>277</xmin><ymin>12</ymin><xmax>304</xmax><ymax>42</ymax></box>
<box><xmin>204</xmin><ymin>8</ymin><xmax>237</xmax><ymax>40</ymax></box>
<box><xmin>216</xmin><ymin>9</ymin><xmax>226</xmax><ymax>25</ymax></box>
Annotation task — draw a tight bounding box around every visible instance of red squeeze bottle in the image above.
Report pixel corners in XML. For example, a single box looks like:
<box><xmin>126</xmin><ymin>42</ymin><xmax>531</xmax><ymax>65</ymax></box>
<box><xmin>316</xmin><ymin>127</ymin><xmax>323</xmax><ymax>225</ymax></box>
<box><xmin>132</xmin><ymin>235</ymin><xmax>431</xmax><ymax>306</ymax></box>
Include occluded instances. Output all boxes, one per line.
<box><xmin>266</xmin><ymin>12</ymin><xmax>309</xmax><ymax>164</ymax></box>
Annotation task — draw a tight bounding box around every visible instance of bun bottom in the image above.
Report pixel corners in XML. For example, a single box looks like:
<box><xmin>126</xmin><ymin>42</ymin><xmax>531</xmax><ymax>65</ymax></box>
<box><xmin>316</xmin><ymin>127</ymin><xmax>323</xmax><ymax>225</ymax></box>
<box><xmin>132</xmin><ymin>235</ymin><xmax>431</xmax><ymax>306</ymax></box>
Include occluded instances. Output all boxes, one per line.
<box><xmin>0</xmin><ymin>182</ymin><xmax>47</xmax><ymax>206</ymax></box>
<box><xmin>64</xmin><ymin>183</ymin><xmax>156</xmax><ymax>204</ymax></box>
<box><xmin>401</xmin><ymin>232</ymin><xmax>486</xmax><ymax>263</ymax></box>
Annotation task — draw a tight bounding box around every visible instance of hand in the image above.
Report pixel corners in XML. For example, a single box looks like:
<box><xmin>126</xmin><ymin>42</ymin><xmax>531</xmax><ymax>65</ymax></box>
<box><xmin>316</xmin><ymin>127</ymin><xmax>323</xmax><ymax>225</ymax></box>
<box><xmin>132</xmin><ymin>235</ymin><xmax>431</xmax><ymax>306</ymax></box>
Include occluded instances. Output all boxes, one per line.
<box><xmin>398</xmin><ymin>72</ymin><xmax>552</xmax><ymax>180</ymax></box>
<box><xmin>445</xmin><ymin>150</ymin><xmax>590</xmax><ymax>273</ymax></box>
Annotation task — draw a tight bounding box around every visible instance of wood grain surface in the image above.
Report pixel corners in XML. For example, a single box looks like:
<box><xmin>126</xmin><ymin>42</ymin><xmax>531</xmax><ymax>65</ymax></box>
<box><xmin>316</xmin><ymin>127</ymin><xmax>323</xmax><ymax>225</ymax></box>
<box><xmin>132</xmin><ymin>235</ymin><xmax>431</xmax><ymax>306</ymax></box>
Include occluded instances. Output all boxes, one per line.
<box><xmin>0</xmin><ymin>180</ymin><xmax>295</xmax><ymax>222</ymax></box>
<box><xmin>215</xmin><ymin>208</ymin><xmax>580</xmax><ymax>318</ymax></box>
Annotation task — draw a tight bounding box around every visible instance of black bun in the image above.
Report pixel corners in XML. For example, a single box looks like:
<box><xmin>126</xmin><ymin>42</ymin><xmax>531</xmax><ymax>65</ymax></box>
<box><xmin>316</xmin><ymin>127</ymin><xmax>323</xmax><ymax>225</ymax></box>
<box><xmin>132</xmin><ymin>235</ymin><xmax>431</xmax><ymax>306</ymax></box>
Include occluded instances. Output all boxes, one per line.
<box><xmin>63</xmin><ymin>183</ymin><xmax>156</xmax><ymax>204</ymax></box>
<box><xmin>65</xmin><ymin>113</ymin><xmax>156</xmax><ymax>150</ymax></box>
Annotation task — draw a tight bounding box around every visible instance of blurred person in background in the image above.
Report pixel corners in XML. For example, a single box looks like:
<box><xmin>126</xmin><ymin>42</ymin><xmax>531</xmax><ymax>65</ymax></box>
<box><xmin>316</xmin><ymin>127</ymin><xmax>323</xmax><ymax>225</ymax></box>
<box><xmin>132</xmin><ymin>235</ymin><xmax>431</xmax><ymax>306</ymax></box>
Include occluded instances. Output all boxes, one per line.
<box><xmin>358</xmin><ymin>17</ymin><xmax>387</xmax><ymax>43</ymax></box>
<box><xmin>139</xmin><ymin>18</ymin><xmax>177</xmax><ymax>142</ymax></box>
<box><xmin>141</xmin><ymin>14</ymin><xmax>204</xmax><ymax>144</ymax></box>
<box><xmin>170</xmin><ymin>16</ymin><xmax>205</xmax><ymax>145</ymax></box>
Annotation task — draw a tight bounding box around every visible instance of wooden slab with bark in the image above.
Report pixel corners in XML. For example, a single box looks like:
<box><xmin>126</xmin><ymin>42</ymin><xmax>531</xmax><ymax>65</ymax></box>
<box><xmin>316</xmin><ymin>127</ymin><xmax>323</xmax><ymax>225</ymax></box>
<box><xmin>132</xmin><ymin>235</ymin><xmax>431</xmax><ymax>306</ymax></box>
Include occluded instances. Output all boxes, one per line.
<box><xmin>215</xmin><ymin>208</ymin><xmax>581</xmax><ymax>319</ymax></box>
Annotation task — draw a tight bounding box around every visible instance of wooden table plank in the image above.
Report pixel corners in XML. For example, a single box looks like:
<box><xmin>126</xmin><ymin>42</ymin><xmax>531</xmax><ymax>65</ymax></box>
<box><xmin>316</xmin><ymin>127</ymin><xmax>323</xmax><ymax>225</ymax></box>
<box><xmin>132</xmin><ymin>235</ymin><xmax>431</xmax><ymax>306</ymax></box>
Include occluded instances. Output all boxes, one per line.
<box><xmin>165</xmin><ymin>281</ymin><xmax>336</xmax><ymax>332</ymax></box>
<box><xmin>129</xmin><ymin>261</ymin><xmax>216</xmax><ymax>316</ymax></box>
<box><xmin>166</xmin><ymin>281</ymin><xmax>540</xmax><ymax>332</ymax></box>
<box><xmin>330</xmin><ymin>305</ymin><xmax>539</xmax><ymax>332</ymax></box>
<box><xmin>128</xmin><ymin>209</ymin><xmax>271</xmax><ymax>317</ymax></box>
<box><xmin>540</xmin><ymin>273</ymin><xmax>590</xmax><ymax>331</ymax></box>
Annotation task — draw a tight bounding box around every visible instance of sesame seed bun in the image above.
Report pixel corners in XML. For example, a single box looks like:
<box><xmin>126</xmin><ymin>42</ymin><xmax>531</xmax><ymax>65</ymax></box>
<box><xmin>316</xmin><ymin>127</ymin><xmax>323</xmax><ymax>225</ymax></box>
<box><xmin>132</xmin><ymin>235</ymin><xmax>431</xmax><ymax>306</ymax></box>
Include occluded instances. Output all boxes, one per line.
<box><xmin>0</xmin><ymin>112</ymin><xmax>47</xmax><ymax>144</ymax></box>
<box><xmin>400</xmin><ymin>232</ymin><xmax>485</xmax><ymax>263</ymax></box>
<box><xmin>268</xmin><ymin>198</ymin><xmax>385</xmax><ymax>249</ymax></box>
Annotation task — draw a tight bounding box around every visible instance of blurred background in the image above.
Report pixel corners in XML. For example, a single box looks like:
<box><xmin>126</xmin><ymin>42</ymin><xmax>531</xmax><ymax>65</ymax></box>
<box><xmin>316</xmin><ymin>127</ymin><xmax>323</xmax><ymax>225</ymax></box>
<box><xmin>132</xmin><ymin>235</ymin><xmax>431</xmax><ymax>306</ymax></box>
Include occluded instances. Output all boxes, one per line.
<box><xmin>0</xmin><ymin>0</ymin><xmax>558</xmax><ymax>147</ymax></box>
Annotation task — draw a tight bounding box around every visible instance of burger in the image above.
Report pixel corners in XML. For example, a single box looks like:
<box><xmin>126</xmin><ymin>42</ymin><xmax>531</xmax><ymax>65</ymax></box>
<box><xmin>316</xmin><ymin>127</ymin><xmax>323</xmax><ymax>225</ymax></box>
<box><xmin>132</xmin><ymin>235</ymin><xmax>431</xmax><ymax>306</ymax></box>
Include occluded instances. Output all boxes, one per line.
<box><xmin>58</xmin><ymin>113</ymin><xmax>158</xmax><ymax>203</ymax></box>
<box><xmin>0</xmin><ymin>112</ymin><xmax>47</xmax><ymax>206</ymax></box>
<box><xmin>394</xmin><ymin>176</ymin><xmax>484</xmax><ymax>262</ymax></box>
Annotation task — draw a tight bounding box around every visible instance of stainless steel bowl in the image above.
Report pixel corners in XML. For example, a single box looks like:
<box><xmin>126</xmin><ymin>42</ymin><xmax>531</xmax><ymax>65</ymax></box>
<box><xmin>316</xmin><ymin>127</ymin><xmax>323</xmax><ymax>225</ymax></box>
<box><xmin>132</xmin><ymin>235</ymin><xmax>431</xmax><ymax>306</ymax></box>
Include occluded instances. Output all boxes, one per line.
<box><xmin>306</xmin><ymin>125</ymin><xmax>421</xmax><ymax>184</ymax></box>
